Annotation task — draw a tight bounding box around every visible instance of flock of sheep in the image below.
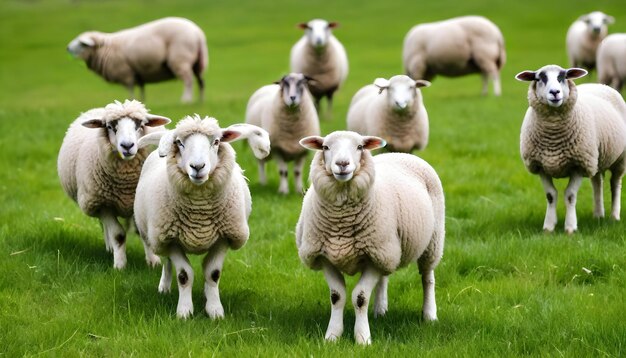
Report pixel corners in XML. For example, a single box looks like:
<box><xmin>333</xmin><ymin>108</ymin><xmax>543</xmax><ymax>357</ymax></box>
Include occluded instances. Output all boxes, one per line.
<box><xmin>58</xmin><ymin>11</ymin><xmax>626</xmax><ymax>345</ymax></box>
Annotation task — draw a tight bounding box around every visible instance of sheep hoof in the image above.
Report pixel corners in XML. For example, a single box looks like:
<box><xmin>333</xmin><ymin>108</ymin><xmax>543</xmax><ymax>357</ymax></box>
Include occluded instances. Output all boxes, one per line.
<box><xmin>113</xmin><ymin>257</ymin><xmax>127</xmax><ymax>270</ymax></box>
<box><xmin>355</xmin><ymin>333</ymin><xmax>372</xmax><ymax>345</ymax></box>
<box><xmin>176</xmin><ymin>304</ymin><xmax>193</xmax><ymax>319</ymax></box>
<box><xmin>146</xmin><ymin>255</ymin><xmax>161</xmax><ymax>268</ymax></box>
<box><xmin>565</xmin><ymin>228</ymin><xmax>577</xmax><ymax>235</ymax></box>
<box><xmin>324</xmin><ymin>333</ymin><xmax>341</xmax><ymax>342</ymax></box>
<box><xmin>158</xmin><ymin>283</ymin><xmax>171</xmax><ymax>294</ymax></box>
<box><xmin>373</xmin><ymin>305</ymin><xmax>387</xmax><ymax>318</ymax></box>
<box><xmin>205</xmin><ymin>303</ymin><xmax>225</xmax><ymax>320</ymax></box>
<box><xmin>422</xmin><ymin>311</ymin><xmax>438</xmax><ymax>322</ymax></box>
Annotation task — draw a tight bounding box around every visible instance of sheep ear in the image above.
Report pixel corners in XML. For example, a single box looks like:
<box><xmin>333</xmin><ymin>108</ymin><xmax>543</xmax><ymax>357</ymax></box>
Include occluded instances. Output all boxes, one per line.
<box><xmin>79</xmin><ymin>36</ymin><xmax>96</xmax><ymax>47</ymax></box>
<box><xmin>298</xmin><ymin>23</ymin><xmax>309</xmax><ymax>30</ymax></box>
<box><xmin>578</xmin><ymin>14</ymin><xmax>589</xmax><ymax>22</ymax></box>
<box><xmin>328</xmin><ymin>22</ymin><xmax>339</xmax><ymax>29</ymax></box>
<box><xmin>145</xmin><ymin>114</ymin><xmax>171</xmax><ymax>127</ymax></box>
<box><xmin>273</xmin><ymin>76</ymin><xmax>286</xmax><ymax>85</ymax></box>
<box><xmin>515</xmin><ymin>71</ymin><xmax>537</xmax><ymax>82</ymax></box>
<box><xmin>221</xmin><ymin>130</ymin><xmax>242</xmax><ymax>143</ymax></box>
<box><xmin>137</xmin><ymin>131</ymin><xmax>165</xmax><ymax>149</ymax></box>
<box><xmin>157</xmin><ymin>131</ymin><xmax>175</xmax><ymax>158</ymax></box>
<box><xmin>82</xmin><ymin>119</ymin><xmax>104</xmax><ymax>128</ymax></box>
<box><xmin>566</xmin><ymin>68</ymin><xmax>588</xmax><ymax>80</ymax></box>
<box><xmin>415</xmin><ymin>80</ymin><xmax>431</xmax><ymax>88</ymax></box>
<box><xmin>374</xmin><ymin>78</ymin><xmax>390</xmax><ymax>94</ymax></box>
<box><xmin>300</xmin><ymin>136</ymin><xmax>324</xmax><ymax>150</ymax></box>
<box><xmin>362</xmin><ymin>136</ymin><xmax>386</xmax><ymax>150</ymax></box>
<box><xmin>605</xmin><ymin>15</ymin><xmax>615</xmax><ymax>24</ymax></box>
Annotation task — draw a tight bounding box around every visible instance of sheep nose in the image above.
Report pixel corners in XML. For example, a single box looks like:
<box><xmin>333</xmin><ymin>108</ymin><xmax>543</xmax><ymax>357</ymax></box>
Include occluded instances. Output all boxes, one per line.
<box><xmin>189</xmin><ymin>163</ymin><xmax>205</xmax><ymax>171</ymax></box>
<box><xmin>290</xmin><ymin>96</ymin><xmax>296</xmax><ymax>101</ymax></box>
<box><xmin>549</xmin><ymin>89</ymin><xmax>560</xmax><ymax>96</ymax></box>
<box><xmin>336</xmin><ymin>160</ymin><xmax>349</xmax><ymax>170</ymax></box>
<box><xmin>120</xmin><ymin>142</ymin><xmax>134</xmax><ymax>150</ymax></box>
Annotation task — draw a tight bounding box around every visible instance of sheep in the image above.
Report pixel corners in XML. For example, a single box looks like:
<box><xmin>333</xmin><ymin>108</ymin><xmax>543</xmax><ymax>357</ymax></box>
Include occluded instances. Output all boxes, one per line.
<box><xmin>290</xmin><ymin>19</ymin><xmax>349</xmax><ymax>114</ymax></box>
<box><xmin>296</xmin><ymin>131</ymin><xmax>445</xmax><ymax>345</ymax></box>
<box><xmin>515</xmin><ymin>64</ymin><xmax>626</xmax><ymax>234</ymax></box>
<box><xmin>133</xmin><ymin>115</ymin><xmax>269</xmax><ymax>319</ymax></box>
<box><xmin>597</xmin><ymin>33</ymin><xmax>626</xmax><ymax>93</ymax></box>
<box><xmin>347</xmin><ymin>75</ymin><xmax>431</xmax><ymax>153</ymax></box>
<box><xmin>402</xmin><ymin>16</ymin><xmax>506</xmax><ymax>96</ymax></box>
<box><xmin>566</xmin><ymin>11</ymin><xmax>614</xmax><ymax>71</ymax></box>
<box><xmin>245</xmin><ymin>73</ymin><xmax>320</xmax><ymax>194</ymax></box>
<box><xmin>57</xmin><ymin>99</ymin><xmax>171</xmax><ymax>269</ymax></box>
<box><xmin>67</xmin><ymin>17</ymin><xmax>208</xmax><ymax>103</ymax></box>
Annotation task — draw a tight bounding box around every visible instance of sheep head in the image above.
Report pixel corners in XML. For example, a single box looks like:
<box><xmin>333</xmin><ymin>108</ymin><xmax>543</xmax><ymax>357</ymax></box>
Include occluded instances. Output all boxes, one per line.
<box><xmin>67</xmin><ymin>31</ymin><xmax>106</xmax><ymax>60</ymax></box>
<box><xmin>374</xmin><ymin>75</ymin><xmax>430</xmax><ymax>113</ymax></box>
<box><xmin>298</xmin><ymin>19</ymin><xmax>338</xmax><ymax>50</ymax></box>
<box><xmin>274</xmin><ymin>73</ymin><xmax>313</xmax><ymax>108</ymax></box>
<box><xmin>300</xmin><ymin>131</ymin><xmax>385</xmax><ymax>182</ymax></box>
<box><xmin>578</xmin><ymin>11</ymin><xmax>614</xmax><ymax>36</ymax></box>
<box><xmin>515</xmin><ymin>65</ymin><xmax>587</xmax><ymax>108</ymax></box>
<box><xmin>81</xmin><ymin>99</ymin><xmax>170</xmax><ymax>160</ymax></box>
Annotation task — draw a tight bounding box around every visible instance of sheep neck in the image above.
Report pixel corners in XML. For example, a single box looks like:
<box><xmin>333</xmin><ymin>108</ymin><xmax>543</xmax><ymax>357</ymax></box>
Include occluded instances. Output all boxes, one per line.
<box><xmin>85</xmin><ymin>39</ymin><xmax>126</xmax><ymax>83</ymax></box>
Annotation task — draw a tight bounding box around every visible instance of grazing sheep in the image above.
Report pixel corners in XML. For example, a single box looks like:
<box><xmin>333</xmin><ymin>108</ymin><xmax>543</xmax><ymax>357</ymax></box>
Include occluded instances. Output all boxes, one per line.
<box><xmin>402</xmin><ymin>16</ymin><xmax>505</xmax><ymax>96</ymax></box>
<box><xmin>134</xmin><ymin>115</ymin><xmax>268</xmax><ymax>319</ymax></box>
<box><xmin>67</xmin><ymin>17</ymin><xmax>208</xmax><ymax>103</ymax></box>
<box><xmin>516</xmin><ymin>65</ymin><xmax>626</xmax><ymax>234</ymax></box>
<box><xmin>57</xmin><ymin>100</ymin><xmax>171</xmax><ymax>269</ymax></box>
<box><xmin>296</xmin><ymin>131</ymin><xmax>445</xmax><ymax>345</ymax></box>
<box><xmin>290</xmin><ymin>19</ymin><xmax>349</xmax><ymax>114</ymax></box>
<box><xmin>597</xmin><ymin>33</ymin><xmax>626</xmax><ymax>92</ymax></box>
<box><xmin>245</xmin><ymin>73</ymin><xmax>320</xmax><ymax>194</ymax></box>
<box><xmin>347</xmin><ymin>75</ymin><xmax>431</xmax><ymax>152</ymax></box>
<box><xmin>566</xmin><ymin>11</ymin><xmax>614</xmax><ymax>71</ymax></box>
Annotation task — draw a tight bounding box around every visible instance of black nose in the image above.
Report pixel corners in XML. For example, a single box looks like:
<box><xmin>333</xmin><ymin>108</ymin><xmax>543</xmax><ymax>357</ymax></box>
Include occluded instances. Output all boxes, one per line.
<box><xmin>190</xmin><ymin>163</ymin><xmax>205</xmax><ymax>171</ymax></box>
<box><xmin>549</xmin><ymin>89</ymin><xmax>560</xmax><ymax>96</ymax></box>
<box><xmin>290</xmin><ymin>96</ymin><xmax>296</xmax><ymax>101</ymax></box>
<box><xmin>120</xmin><ymin>142</ymin><xmax>134</xmax><ymax>150</ymax></box>
<box><xmin>336</xmin><ymin>160</ymin><xmax>349</xmax><ymax>169</ymax></box>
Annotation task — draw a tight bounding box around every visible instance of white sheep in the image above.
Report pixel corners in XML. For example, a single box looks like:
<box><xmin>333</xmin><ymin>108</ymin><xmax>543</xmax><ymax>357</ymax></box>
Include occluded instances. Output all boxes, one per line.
<box><xmin>67</xmin><ymin>17</ymin><xmax>208</xmax><ymax>103</ymax></box>
<box><xmin>290</xmin><ymin>19</ymin><xmax>349</xmax><ymax>114</ymax></box>
<box><xmin>566</xmin><ymin>11</ymin><xmax>614</xmax><ymax>71</ymax></box>
<box><xmin>296</xmin><ymin>131</ymin><xmax>445</xmax><ymax>345</ymax></box>
<box><xmin>402</xmin><ymin>16</ymin><xmax>506</xmax><ymax>96</ymax></box>
<box><xmin>597</xmin><ymin>33</ymin><xmax>626</xmax><ymax>92</ymax></box>
<box><xmin>134</xmin><ymin>115</ymin><xmax>269</xmax><ymax>319</ymax></box>
<box><xmin>245</xmin><ymin>73</ymin><xmax>320</xmax><ymax>194</ymax></box>
<box><xmin>57</xmin><ymin>100</ymin><xmax>171</xmax><ymax>269</ymax></box>
<box><xmin>516</xmin><ymin>64</ymin><xmax>626</xmax><ymax>234</ymax></box>
<box><xmin>347</xmin><ymin>75</ymin><xmax>431</xmax><ymax>152</ymax></box>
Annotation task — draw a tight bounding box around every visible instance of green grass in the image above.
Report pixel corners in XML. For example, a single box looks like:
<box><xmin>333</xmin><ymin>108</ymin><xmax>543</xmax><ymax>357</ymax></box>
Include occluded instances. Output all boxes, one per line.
<box><xmin>1</xmin><ymin>0</ymin><xmax>626</xmax><ymax>356</ymax></box>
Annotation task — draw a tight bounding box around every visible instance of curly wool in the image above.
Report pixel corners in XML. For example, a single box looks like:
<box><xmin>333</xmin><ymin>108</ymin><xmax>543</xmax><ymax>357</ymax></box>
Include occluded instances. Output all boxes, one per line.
<box><xmin>296</xmin><ymin>152</ymin><xmax>445</xmax><ymax>276</ymax></box>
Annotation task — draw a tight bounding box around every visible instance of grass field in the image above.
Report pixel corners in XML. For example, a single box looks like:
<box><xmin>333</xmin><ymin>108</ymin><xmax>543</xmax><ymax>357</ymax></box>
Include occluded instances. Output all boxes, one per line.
<box><xmin>1</xmin><ymin>0</ymin><xmax>626</xmax><ymax>356</ymax></box>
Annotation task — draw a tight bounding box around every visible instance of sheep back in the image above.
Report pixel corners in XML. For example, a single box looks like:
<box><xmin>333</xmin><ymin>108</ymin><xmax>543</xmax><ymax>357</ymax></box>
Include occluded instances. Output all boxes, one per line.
<box><xmin>297</xmin><ymin>152</ymin><xmax>444</xmax><ymax>275</ymax></box>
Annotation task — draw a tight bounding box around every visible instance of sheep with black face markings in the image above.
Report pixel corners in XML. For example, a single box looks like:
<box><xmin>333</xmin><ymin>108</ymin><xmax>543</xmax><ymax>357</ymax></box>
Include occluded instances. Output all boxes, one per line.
<box><xmin>516</xmin><ymin>64</ymin><xmax>626</xmax><ymax>234</ymax></box>
<box><xmin>134</xmin><ymin>115</ymin><xmax>269</xmax><ymax>319</ymax></box>
<box><xmin>566</xmin><ymin>11</ymin><xmax>614</xmax><ymax>71</ymax></box>
<box><xmin>57</xmin><ymin>100</ymin><xmax>171</xmax><ymax>269</ymax></box>
<box><xmin>347</xmin><ymin>75</ymin><xmax>431</xmax><ymax>152</ymax></box>
<box><xmin>296</xmin><ymin>131</ymin><xmax>445</xmax><ymax>345</ymax></box>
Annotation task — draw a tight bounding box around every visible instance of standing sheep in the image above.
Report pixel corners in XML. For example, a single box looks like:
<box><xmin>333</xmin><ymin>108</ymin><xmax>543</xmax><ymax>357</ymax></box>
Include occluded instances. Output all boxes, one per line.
<box><xmin>290</xmin><ymin>19</ymin><xmax>349</xmax><ymax>114</ymax></box>
<box><xmin>67</xmin><ymin>17</ymin><xmax>208</xmax><ymax>103</ymax></box>
<box><xmin>245</xmin><ymin>73</ymin><xmax>320</xmax><ymax>194</ymax></box>
<box><xmin>597</xmin><ymin>33</ymin><xmax>626</xmax><ymax>92</ymax></box>
<box><xmin>516</xmin><ymin>65</ymin><xmax>626</xmax><ymax>234</ymax></box>
<box><xmin>566</xmin><ymin>11</ymin><xmax>614</xmax><ymax>71</ymax></box>
<box><xmin>57</xmin><ymin>100</ymin><xmax>171</xmax><ymax>269</ymax></box>
<box><xmin>402</xmin><ymin>16</ymin><xmax>505</xmax><ymax>96</ymax></box>
<box><xmin>347</xmin><ymin>75</ymin><xmax>431</xmax><ymax>152</ymax></box>
<box><xmin>134</xmin><ymin>115</ymin><xmax>269</xmax><ymax>319</ymax></box>
<box><xmin>296</xmin><ymin>131</ymin><xmax>445</xmax><ymax>344</ymax></box>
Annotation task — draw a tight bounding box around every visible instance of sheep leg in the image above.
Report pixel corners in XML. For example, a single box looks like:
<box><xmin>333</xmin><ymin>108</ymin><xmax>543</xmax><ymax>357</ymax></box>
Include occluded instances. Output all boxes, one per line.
<box><xmin>481</xmin><ymin>73</ymin><xmax>489</xmax><ymax>96</ymax></box>
<box><xmin>141</xmin><ymin>238</ymin><xmax>161</xmax><ymax>268</ymax></box>
<box><xmin>294</xmin><ymin>156</ymin><xmax>305</xmax><ymax>194</ymax></box>
<box><xmin>138</xmin><ymin>83</ymin><xmax>145</xmax><ymax>102</ymax></box>
<box><xmin>591</xmin><ymin>172</ymin><xmax>605</xmax><ymax>218</ymax></box>
<box><xmin>202</xmin><ymin>240</ymin><xmax>229</xmax><ymax>320</ymax></box>
<box><xmin>169</xmin><ymin>246</ymin><xmax>194</xmax><ymax>319</ymax></box>
<box><xmin>492</xmin><ymin>72</ymin><xmax>502</xmax><ymax>96</ymax></box>
<box><xmin>373</xmin><ymin>275</ymin><xmax>389</xmax><ymax>318</ymax></box>
<box><xmin>564</xmin><ymin>173</ymin><xmax>583</xmax><ymax>234</ymax></box>
<box><xmin>539</xmin><ymin>174</ymin><xmax>558</xmax><ymax>232</ymax></box>
<box><xmin>322</xmin><ymin>262</ymin><xmax>346</xmax><ymax>342</ymax></box>
<box><xmin>420</xmin><ymin>269</ymin><xmax>438</xmax><ymax>321</ymax></box>
<box><xmin>171</xmin><ymin>64</ymin><xmax>195</xmax><ymax>103</ymax></box>
<box><xmin>257</xmin><ymin>160</ymin><xmax>267</xmax><ymax>185</ymax></box>
<box><xmin>99</xmin><ymin>210</ymin><xmax>126</xmax><ymax>269</ymax></box>
<box><xmin>158</xmin><ymin>257</ymin><xmax>172</xmax><ymax>293</ymax></box>
<box><xmin>353</xmin><ymin>265</ymin><xmax>382</xmax><ymax>345</ymax></box>
<box><xmin>610</xmin><ymin>171</ymin><xmax>623</xmax><ymax>220</ymax></box>
<box><xmin>277</xmin><ymin>156</ymin><xmax>289</xmax><ymax>194</ymax></box>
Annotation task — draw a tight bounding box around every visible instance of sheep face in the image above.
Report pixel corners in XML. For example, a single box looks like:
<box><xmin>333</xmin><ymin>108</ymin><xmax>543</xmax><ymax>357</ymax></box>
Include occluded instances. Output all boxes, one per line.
<box><xmin>277</xmin><ymin>73</ymin><xmax>310</xmax><ymax>108</ymax></box>
<box><xmin>374</xmin><ymin>76</ymin><xmax>430</xmax><ymax>113</ymax></box>
<box><xmin>224</xmin><ymin>124</ymin><xmax>271</xmax><ymax>159</ymax></box>
<box><xmin>298</xmin><ymin>19</ymin><xmax>338</xmax><ymax>50</ymax></box>
<box><xmin>515</xmin><ymin>65</ymin><xmax>587</xmax><ymax>108</ymax></box>
<box><xmin>579</xmin><ymin>11</ymin><xmax>614</xmax><ymax>36</ymax></box>
<box><xmin>300</xmin><ymin>131</ymin><xmax>385</xmax><ymax>182</ymax></box>
<box><xmin>82</xmin><ymin>115</ymin><xmax>170</xmax><ymax>160</ymax></box>
<box><xmin>67</xmin><ymin>32</ymin><xmax>101</xmax><ymax>60</ymax></box>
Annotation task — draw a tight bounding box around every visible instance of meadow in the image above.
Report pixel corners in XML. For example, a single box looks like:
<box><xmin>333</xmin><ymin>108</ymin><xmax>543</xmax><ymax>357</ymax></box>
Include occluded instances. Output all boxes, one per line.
<box><xmin>1</xmin><ymin>0</ymin><xmax>625</xmax><ymax>356</ymax></box>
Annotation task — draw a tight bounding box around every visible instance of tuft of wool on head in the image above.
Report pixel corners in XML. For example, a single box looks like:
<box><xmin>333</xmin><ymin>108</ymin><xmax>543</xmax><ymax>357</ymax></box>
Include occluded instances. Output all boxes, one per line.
<box><xmin>174</xmin><ymin>114</ymin><xmax>222</xmax><ymax>139</ymax></box>
<box><xmin>102</xmin><ymin>99</ymin><xmax>150</xmax><ymax>123</ymax></box>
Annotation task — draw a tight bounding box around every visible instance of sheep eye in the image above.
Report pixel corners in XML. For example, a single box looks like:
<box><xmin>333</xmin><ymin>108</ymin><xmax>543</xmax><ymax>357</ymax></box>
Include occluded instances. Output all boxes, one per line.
<box><xmin>322</xmin><ymin>145</ymin><xmax>329</xmax><ymax>151</ymax></box>
<box><xmin>213</xmin><ymin>139</ymin><xmax>220</xmax><ymax>146</ymax></box>
<box><xmin>357</xmin><ymin>145</ymin><xmax>364</xmax><ymax>150</ymax></box>
<box><xmin>175</xmin><ymin>139</ymin><xmax>184</xmax><ymax>148</ymax></box>
<box><xmin>106</xmin><ymin>124</ymin><xmax>116</xmax><ymax>133</ymax></box>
